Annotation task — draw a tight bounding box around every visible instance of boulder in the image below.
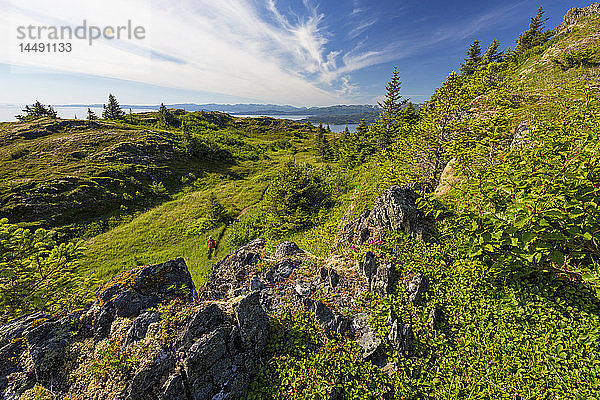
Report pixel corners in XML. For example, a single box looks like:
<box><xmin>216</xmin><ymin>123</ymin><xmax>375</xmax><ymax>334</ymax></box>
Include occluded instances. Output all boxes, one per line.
<box><xmin>434</xmin><ymin>158</ymin><xmax>458</xmax><ymax>197</ymax></box>
<box><xmin>202</xmin><ymin>239</ymin><xmax>265</xmax><ymax>300</ymax></box>
<box><xmin>92</xmin><ymin>257</ymin><xmax>196</xmax><ymax>340</ymax></box>
<box><xmin>307</xmin><ymin>299</ymin><xmax>348</xmax><ymax>337</ymax></box>
<box><xmin>274</xmin><ymin>241</ymin><xmax>305</xmax><ymax>258</ymax></box>
<box><xmin>351</xmin><ymin>313</ymin><xmax>383</xmax><ymax>359</ymax></box>
<box><xmin>387</xmin><ymin>309</ymin><xmax>414</xmax><ymax>357</ymax></box>
<box><xmin>338</xmin><ymin>184</ymin><xmax>432</xmax><ymax>245</ymax></box>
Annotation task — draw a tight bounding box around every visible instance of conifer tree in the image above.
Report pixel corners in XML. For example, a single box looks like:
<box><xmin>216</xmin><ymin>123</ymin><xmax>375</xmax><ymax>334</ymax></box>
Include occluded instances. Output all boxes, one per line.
<box><xmin>86</xmin><ymin>108</ymin><xmax>98</xmax><ymax>121</ymax></box>
<box><xmin>483</xmin><ymin>39</ymin><xmax>503</xmax><ymax>64</ymax></box>
<box><xmin>460</xmin><ymin>39</ymin><xmax>482</xmax><ymax>75</ymax></box>
<box><xmin>15</xmin><ymin>101</ymin><xmax>57</xmax><ymax>121</ymax></box>
<box><xmin>377</xmin><ymin>66</ymin><xmax>407</xmax><ymax>145</ymax></box>
<box><xmin>514</xmin><ymin>6</ymin><xmax>552</xmax><ymax>55</ymax></box>
<box><xmin>102</xmin><ymin>94</ymin><xmax>125</xmax><ymax>120</ymax></box>
<box><xmin>314</xmin><ymin>123</ymin><xmax>332</xmax><ymax>160</ymax></box>
<box><xmin>157</xmin><ymin>103</ymin><xmax>179</xmax><ymax>128</ymax></box>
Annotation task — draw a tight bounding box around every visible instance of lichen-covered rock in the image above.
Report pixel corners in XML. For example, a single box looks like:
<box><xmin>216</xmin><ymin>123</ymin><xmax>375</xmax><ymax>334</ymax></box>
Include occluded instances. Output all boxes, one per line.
<box><xmin>351</xmin><ymin>313</ymin><xmax>383</xmax><ymax>359</ymax></box>
<box><xmin>202</xmin><ymin>238</ymin><xmax>265</xmax><ymax>300</ymax></box>
<box><xmin>274</xmin><ymin>241</ymin><xmax>305</xmax><ymax>258</ymax></box>
<box><xmin>125</xmin><ymin>311</ymin><xmax>161</xmax><ymax>347</ymax></box>
<box><xmin>306</xmin><ymin>299</ymin><xmax>348</xmax><ymax>337</ymax></box>
<box><xmin>25</xmin><ymin>319</ymin><xmax>71</xmax><ymax>386</ymax></box>
<box><xmin>338</xmin><ymin>184</ymin><xmax>432</xmax><ymax>245</ymax></box>
<box><xmin>360</xmin><ymin>252</ymin><xmax>397</xmax><ymax>296</ymax></box>
<box><xmin>406</xmin><ymin>272</ymin><xmax>427</xmax><ymax>304</ymax></box>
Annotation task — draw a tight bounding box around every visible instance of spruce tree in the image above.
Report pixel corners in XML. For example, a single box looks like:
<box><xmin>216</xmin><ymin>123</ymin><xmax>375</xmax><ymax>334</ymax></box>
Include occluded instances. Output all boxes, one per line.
<box><xmin>102</xmin><ymin>94</ymin><xmax>125</xmax><ymax>120</ymax></box>
<box><xmin>460</xmin><ymin>39</ymin><xmax>482</xmax><ymax>75</ymax></box>
<box><xmin>86</xmin><ymin>108</ymin><xmax>98</xmax><ymax>121</ymax></box>
<box><xmin>514</xmin><ymin>6</ymin><xmax>552</xmax><ymax>56</ymax></box>
<box><xmin>483</xmin><ymin>39</ymin><xmax>503</xmax><ymax>64</ymax></box>
<box><xmin>15</xmin><ymin>101</ymin><xmax>57</xmax><ymax>121</ymax></box>
<box><xmin>377</xmin><ymin>66</ymin><xmax>407</xmax><ymax>144</ymax></box>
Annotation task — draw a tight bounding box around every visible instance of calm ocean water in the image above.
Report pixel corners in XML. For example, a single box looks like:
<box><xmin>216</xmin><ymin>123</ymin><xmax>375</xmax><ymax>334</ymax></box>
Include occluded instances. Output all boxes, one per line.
<box><xmin>0</xmin><ymin>106</ymin><xmax>358</xmax><ymax>133</ymax></box>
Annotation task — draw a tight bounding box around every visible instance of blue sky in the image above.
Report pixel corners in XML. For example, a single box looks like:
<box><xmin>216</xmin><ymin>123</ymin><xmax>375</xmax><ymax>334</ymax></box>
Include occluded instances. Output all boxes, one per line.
<box><xmin>0</xmin><ymin>0</ymin><xmax>590</xmax><ymax>106</ymax></box>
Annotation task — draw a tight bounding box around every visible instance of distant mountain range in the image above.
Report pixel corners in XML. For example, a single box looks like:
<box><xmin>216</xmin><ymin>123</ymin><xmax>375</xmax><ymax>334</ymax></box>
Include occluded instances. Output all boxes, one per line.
<box><xmin>58</xmin><ymin>103</ymin><xmax>386</xmax><ymax>124</ymax></box>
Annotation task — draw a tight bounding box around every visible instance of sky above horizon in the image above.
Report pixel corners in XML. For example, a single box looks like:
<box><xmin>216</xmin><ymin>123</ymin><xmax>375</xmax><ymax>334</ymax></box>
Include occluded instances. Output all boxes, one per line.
<box><xmin>0</xmin><ymin>0</ymin><xmax>591</xmax><ymax>107</ymax></box>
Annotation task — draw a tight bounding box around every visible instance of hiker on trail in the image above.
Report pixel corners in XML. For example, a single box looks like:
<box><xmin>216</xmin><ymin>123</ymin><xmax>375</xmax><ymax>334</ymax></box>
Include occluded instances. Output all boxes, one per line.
<box><xmin>207</xmin><ymin>235</ymin><xmax>216</xmax><ymax>259</ymax></box>
<box><xmin>207</xmin><ymin>236</ymin><xmax>216</xmax><ymax>249</ymax></box>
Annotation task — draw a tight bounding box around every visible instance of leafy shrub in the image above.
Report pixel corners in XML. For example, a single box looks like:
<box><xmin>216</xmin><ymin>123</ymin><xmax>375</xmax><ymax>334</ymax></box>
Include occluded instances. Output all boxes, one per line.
<box><xmin>0</xmin><ymin>219</ymin><xmax>94</xmax><ymax>317</ymax></box>
<box><xmin>225</xmin><ymin>212</ymin><xmax>265</xmax><ymax>248</ymax></box>
<box><xmin>264</xmin><ymin>162</ymin><xmax>332</xmax><ymax>237</ymax></box>
<box><xmin>552</xmin><ymin>48</ymin><xmax>599</xmax><ymax>70</ymax></box>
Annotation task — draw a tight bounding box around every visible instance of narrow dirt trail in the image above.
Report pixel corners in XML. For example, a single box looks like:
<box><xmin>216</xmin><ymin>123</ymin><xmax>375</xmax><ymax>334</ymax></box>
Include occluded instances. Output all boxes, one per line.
<box><xmin>211</xmin><ymin>184</ymin><xmax>270</xmax><ymax>258</ymax></box>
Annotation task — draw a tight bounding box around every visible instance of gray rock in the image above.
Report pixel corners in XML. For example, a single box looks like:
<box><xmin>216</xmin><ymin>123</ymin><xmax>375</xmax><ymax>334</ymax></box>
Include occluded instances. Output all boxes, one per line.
<box><xmin>387</xmin><ymin>310</ymin><xmax>415</xmax><ymax>357</ymax></box>
<box><xmin>265</xmin><ymin>259</ymin><xmax>299</xmax><ymax>283</ymax></box>
<box><xmin>338</xmin><ymin>184</ymin><xmax>432</xmax><ymax>245</ymax></box>
<box><xmin>351</xmin><ymin>313</ymin><xmax>383</xmax><ymax>359</ymax></box>
<box><xmin>203</xmin><ymin>239</ymin><xmax>265</xmax><ymax>300</ymax></box>
<box><xmin>372</xmin><ymin>261</ymin><xmax>396</xmax><ymax>296</ymax></box>
<box><xmin>320</xmin><ymin>267</ymin><xmax>339</xmax><ymax>288</ymax></box>
<box><xmin>406</xmin><ymin>273</ymin><xmax>427</xmax><ymax>304</ymax></box>
<box><xmin>360</xmin><ymin>252</ymin><xmax>396</xmax><ymax>296</ymax></box>
<box><xmin>310</xmin><ymin>300</ymin><xmax>348</xmax><ymax>337</ymax></box>
<box><xmin>356</xmin><ymin>330</ymin><xmax>382</xmax><ymax>359</ymax></box>
<box><xmin>125</xmin><ymin>311</ymin><xmax>161</xmax><ymax>346</ymax></box>
<box><xmin>181</xmin><ymin>303</ymin><xmax>226</xmax><ymax>345</ymax></box>
<box><xmin>274</xmin><ymin>241</ymin><xmax>305</xmax><ymax>258</ymax></box>
<box><xmin>360</xmin><ymin>252</ymin><xmax>378</xmax><ymax>289</ymax></box>
<box><xmin>125</xmin><ymin>352</ymin><xmax>174</xmax><ymax>400</ymax></box>
<box><xmin>25</xmin><ymin>320</ymin><xmax>70</xmax><ymax>386</ymax></box>
<box><xmin>185</xmin><ymin>327</ymin><xmax>229</xmax><ymax>383</ymax></box>
<box><xmin>234</xmin><ymin>291</ymin><xmax>268</xmax><ymax>356</ymax></box>
<box><xmin>0</xmin><ymin>313</ymin><xmax>50</xmax><ymax>349</ymax></box>
<box><xmin>112</xmin><ymin>289</ymin><xmax>155</xmax><ymax>318</ymax></box>
<box><xmin>93</xmin><ymin>257</ymin><xmax>197</xmax><ymax>340</ymax></box>
<box><xmin>161</xmin><ymin>371</ymin><xmax>187</xmax><ymax>400</ymax></box>
<box><xmin>294</xmin><ymin>281</ymin><xmax>312</xmax><ymax>297</ymax></box>
<box><xmin>249</xmin><ymin>276</ymin><xmax>265</xmax><ymax>291</ymax></box>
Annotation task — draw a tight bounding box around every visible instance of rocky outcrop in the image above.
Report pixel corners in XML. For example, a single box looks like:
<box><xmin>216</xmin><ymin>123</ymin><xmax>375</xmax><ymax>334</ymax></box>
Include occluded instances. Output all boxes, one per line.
<box><xmin>360</xmin><ymin>252</ymin><xmax>397</xmax><ymax>296</ymax></box>
<box><xmin>556</xmin><ymin>3</ymin><xmax>600</xmax><ymax>35</ymax></box>
<box><xmin>338</xmin><ymin>184</ymin><xmax>432</xmax><ymax>245</ymax></box>
<box><xmin>0</xmin><ymin>257</ymin><xmax>269</xmax><ymax>400</ymax></box>
<box><xmin>274</xmin><ymin>241</ymin><xmax>305</xmax><ymax>258</ymax></box>
<box><xmin>201</xmin><ymin>238</ymin><xmax>265</xmax><ymax>300</ymax></box>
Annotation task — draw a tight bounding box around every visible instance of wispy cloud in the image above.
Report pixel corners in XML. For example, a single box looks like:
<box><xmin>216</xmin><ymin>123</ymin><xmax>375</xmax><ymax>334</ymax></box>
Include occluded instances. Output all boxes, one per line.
<box><xmin>0</xmin><ymin>0</ymin><xmax>526</xmax><ymax>105</ymax></box>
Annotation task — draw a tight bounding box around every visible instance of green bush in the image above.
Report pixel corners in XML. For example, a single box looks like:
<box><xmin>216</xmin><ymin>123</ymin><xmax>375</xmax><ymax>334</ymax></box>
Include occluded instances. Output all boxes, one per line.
<box><xmin>264</xmin><ymin>162</ymin><xmax>332</xmax><ymax>238</ymax></box>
